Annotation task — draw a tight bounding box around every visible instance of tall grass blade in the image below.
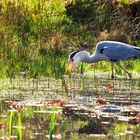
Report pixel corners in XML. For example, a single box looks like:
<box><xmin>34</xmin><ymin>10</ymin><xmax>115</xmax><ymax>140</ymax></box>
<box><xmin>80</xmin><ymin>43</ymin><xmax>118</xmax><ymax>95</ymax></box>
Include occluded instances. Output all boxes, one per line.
<box><xmin>16</xmin><ymin>112</ymin><xmax>22</xmax><ymax>140</ymax></box>
<box><xmin>49</xmin><ymin>107</ymin><xmax>57</xmax><ymax>140</ymax></box>
<box><xmin>9</xmin><ymin>111</ymin><xmax>15</xmax><ymax>136</ymax></box>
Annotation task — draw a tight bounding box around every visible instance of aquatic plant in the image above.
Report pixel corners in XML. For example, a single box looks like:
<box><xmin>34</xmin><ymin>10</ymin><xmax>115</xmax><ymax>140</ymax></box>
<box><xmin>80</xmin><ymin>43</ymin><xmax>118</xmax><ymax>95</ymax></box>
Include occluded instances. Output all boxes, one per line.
<box><xmin>47</xmin><ymin>100</ymin><xmax>66</xmax><ymax>107</ymax></box>
<box><xmin>49</xmin><ymin>107</ymin><xmax>57</xmax><ymax>140</ymax></box>
<box><xmin>16</xmin><ymin>112</ymin><xmax>22</xmax><ymax>140</ymax></box>
<box><xmin>9</xmin><ymin>111</ymin><xmax>15</xmax><ymax>136</ymax></box>
<box><xmin>9</xmin><ymin>111</ymin><xmax>22</xmax><ymax>140</ymax></box>
<box><xmin>108</xmin><ymin>122</ymin><xmax>128</xmax><ymax>137</ymax></box>
<box><xmin>9</xmin><ymin>102</ymin><xmax>24</xmax><ymax>139</ymax></box>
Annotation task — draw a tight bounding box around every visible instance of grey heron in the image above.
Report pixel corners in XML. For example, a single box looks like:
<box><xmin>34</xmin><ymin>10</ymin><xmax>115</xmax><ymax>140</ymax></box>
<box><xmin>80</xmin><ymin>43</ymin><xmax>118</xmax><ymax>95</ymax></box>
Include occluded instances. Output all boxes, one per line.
<box><xmin>66</xmin><ymin>41</ymin><xmax>140</xmax><ymax>79</ymax></box>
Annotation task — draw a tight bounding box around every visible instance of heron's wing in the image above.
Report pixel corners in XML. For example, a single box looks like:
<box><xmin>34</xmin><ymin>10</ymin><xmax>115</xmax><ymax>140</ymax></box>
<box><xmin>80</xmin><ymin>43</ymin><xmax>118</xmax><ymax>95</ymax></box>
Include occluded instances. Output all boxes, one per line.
<box><xmin>100</xmin><ymin>45</ymin><xmax>140</xmax><ymax>61</ymax></box>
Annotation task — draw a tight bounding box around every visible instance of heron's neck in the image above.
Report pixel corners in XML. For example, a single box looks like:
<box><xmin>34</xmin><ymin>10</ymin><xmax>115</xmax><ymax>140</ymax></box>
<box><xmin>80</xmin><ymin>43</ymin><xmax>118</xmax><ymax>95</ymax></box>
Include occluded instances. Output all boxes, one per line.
<box><xmin>82</xmin><ymin>53</ymin><xmax>102</xmax><ymax>63</ymax></box>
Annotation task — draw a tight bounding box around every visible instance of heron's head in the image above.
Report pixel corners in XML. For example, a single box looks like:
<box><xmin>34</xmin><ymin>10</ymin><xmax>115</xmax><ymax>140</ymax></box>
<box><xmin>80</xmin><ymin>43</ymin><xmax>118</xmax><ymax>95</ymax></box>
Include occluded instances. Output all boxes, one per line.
<box><xmin>65</xmin><ymin>50</ymin><xmax>89</xmax><ymax>73</ymax></box>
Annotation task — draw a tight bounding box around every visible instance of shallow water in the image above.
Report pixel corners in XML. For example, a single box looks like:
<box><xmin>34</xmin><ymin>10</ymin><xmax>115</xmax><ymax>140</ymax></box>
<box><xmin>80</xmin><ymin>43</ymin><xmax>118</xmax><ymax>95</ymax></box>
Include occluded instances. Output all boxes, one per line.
<box><xmin>0</xmin><ymin>75</ymin><xmax>140</xmax><ymax>140</ymax></box>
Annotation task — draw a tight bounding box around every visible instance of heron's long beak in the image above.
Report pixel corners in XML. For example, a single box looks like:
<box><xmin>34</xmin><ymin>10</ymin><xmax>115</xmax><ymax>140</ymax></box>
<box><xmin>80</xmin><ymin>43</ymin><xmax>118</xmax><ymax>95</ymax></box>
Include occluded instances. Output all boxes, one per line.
<box><xmin>65</xmin><ymin>60</ymin><xmax>74</xmax><ymax>74</ymax></box>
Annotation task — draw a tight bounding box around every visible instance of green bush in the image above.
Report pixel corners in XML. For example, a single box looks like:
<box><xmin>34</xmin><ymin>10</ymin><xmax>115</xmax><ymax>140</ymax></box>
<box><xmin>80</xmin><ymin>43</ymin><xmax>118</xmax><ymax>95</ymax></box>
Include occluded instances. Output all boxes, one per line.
<box><xmin>65</xmin><ymin>0</ymin><xmax>96</xmax><ymax>22</ymax></box>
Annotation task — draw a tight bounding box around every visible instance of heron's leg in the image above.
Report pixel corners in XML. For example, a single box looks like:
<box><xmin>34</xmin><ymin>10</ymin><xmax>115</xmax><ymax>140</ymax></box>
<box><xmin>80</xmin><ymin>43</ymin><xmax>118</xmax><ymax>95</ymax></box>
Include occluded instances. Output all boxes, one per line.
<box><xmin>111</xmin><ymin>62</ymin><xmax>115</xmax><ymax>79</ymax></box>
<box><xmin>115</xmin><ymin>61</ymin><xmax>132</xmax><ymax>78</ymax></box>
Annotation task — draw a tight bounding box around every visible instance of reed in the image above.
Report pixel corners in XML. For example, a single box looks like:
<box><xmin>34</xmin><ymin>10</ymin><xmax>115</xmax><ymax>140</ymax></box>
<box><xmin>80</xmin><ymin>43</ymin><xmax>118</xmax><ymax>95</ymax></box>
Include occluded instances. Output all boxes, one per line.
<box><xmin>9</xmin><ymin>111</ymin><xmax>15</xmax><ymax>136</ymax></box>
<box><xmin>9</xmin><ymin>110</ymin><xmax>22</xmax><ymax>140</ymax></box>
<box><xmin>16</xmin><ymin>112</ymin><xmax>22</xmax><ymax>140</ymax></box>
<box><xmin>49</xmin><ymin>107</ymin><xmax>57</xmax><ymax>140</ymax></box>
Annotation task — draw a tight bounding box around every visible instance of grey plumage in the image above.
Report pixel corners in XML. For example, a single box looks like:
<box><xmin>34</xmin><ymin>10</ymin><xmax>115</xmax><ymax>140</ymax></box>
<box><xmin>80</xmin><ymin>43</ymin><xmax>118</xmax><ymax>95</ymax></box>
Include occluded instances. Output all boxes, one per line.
<box><xmin>96</xmin><ymin>41</ymin><xmax>140</xmax><ymax>61</ymax></box>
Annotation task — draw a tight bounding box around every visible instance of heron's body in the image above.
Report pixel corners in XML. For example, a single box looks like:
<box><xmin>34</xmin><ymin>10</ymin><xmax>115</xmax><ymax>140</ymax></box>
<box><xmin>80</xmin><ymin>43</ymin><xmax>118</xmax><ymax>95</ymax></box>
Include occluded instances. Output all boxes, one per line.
<box><xmin>67</xmin><ymin>41</ymin><xmax>140</xmax><ymax>79</ymax></box>
<box><xmin>95</xmin><ymin>41</ymin><xmax>140</xmax><ymax>61</ymax></box>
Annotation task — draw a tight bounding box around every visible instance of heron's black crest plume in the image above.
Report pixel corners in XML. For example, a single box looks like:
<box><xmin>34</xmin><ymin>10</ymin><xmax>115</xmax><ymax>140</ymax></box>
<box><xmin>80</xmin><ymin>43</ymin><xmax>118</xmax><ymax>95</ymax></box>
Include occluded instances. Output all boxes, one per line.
<box><xmin>70</xmin><ymin>50</ymin><xmax>80</xmax><ymax>59</ymax></box>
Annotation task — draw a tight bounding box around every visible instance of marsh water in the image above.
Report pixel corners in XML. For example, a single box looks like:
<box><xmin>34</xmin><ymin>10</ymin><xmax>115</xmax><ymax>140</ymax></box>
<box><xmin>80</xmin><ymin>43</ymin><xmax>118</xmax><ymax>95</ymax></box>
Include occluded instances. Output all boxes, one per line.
<box><xmin>0</xmin><ymin>74</ymin><xmax>140</xmax><ymax>140</ymax></box>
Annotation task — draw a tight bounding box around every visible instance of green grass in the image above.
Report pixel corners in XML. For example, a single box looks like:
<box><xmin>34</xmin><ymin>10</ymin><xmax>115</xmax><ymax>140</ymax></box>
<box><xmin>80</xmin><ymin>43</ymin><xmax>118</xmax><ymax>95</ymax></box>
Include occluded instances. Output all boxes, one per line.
<box><xmin>0</xmin><ymin>0</ymin><xmax>140</xmax><ymax>79</ymax></box>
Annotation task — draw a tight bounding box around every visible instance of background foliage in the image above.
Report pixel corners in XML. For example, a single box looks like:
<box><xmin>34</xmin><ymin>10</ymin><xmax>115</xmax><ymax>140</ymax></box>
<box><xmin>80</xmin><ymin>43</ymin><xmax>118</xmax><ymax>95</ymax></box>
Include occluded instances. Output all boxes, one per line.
<box><xmin>0</xmin><ymin>0</ymin><xmax>140</xmax><ymax>78</ymax></box>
